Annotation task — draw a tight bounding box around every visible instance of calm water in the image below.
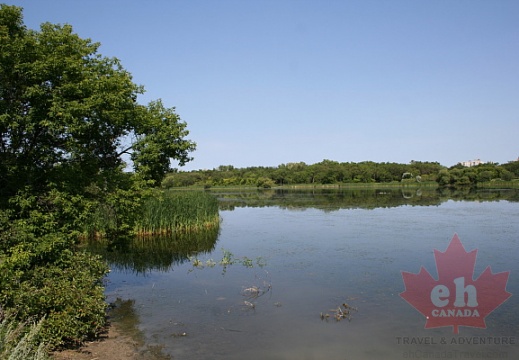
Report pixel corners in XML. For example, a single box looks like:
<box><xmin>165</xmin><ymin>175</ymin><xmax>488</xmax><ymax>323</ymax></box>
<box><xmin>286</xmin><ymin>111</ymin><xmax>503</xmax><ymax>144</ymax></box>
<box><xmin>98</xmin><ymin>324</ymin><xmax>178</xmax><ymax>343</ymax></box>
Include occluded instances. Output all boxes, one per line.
<box><xmin>101</xmin><ymin>189</ymin><xmax>519</xmax><ymax>359</ymax></box>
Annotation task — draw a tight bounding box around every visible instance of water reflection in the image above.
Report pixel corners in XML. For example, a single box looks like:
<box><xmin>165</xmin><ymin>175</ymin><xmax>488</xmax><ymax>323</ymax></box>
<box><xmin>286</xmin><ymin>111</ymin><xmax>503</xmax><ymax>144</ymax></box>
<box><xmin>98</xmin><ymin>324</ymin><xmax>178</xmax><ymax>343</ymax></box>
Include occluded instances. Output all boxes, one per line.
<box><xmin>215</xmin><ymin>187</ymin><xmax>519</xmax><ymax>211</ymax></box>
<box><xmin>98</xmin><ymin>189</ymin><xmax>519</xmax><ymax>359</ymax></box>
<box><xmin>86</xmin><ymin>189</ymin><xmax>519</xmax><ymax>275</ymax></box>
<box><xmin>108</xmin><ymin>298</ymin><xmax>173</xmax><ymax>359</ymax></box>
<box><xmin>86</xmin><ymin>227</ymin><xmax>219</xmax><ymax>274</ymax></box>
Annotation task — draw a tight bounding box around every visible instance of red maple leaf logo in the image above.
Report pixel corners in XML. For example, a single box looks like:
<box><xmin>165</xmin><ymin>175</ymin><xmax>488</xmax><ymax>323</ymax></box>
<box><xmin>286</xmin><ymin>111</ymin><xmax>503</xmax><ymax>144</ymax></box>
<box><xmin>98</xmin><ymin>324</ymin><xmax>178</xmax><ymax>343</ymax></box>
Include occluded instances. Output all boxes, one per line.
<box><xmin>400</xmin><ymin>234</ymin><xmax>511</xmax><ymax>334</ymax></box>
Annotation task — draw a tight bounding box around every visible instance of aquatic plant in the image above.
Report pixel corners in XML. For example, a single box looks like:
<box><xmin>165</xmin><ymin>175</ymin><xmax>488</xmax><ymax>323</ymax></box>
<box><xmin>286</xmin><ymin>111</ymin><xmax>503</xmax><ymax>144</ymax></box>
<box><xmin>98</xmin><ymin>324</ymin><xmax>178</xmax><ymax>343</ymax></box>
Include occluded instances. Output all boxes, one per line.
<box><xmin>135</xmin><ymin>190</ymin><xmax>220</xmax><ymax>236</ymax></box>
<box><xmin>83</xmin><ymin>190</ymin><xmax>220</xmax><ymax>239</ymax></box>
<box><xmin>187</xmin><ymin>248</ymin><xmax>267</xmax><ymax>273</ymax></box>
<box><xmin>241</xmin><ymin>280</ymin><xmax>272</xmax><ymax>301</ymax></box>
<box><xmin>320</xmin><ymin>302</ymin><xmax>358</xmax><ymax>322</ymax></box>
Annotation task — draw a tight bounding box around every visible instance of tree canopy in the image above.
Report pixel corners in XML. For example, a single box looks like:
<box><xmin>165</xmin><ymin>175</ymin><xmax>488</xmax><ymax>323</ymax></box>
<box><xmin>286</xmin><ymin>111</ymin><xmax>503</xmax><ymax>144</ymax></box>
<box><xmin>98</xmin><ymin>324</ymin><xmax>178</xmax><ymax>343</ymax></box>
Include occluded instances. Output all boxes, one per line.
<box><xmin>162</xmin><ymin>159</ymin><xmax>519</xmax><ymax>189</ymax></box>
<box><xmin>0</xmin><ymin>4</ymin><xmax>195</xmax><ymax>198</ymax></box>
<box><xmin>0</xmin><ymin>4</ymin><xmax>196</xmax><ymax>349</ymax></box>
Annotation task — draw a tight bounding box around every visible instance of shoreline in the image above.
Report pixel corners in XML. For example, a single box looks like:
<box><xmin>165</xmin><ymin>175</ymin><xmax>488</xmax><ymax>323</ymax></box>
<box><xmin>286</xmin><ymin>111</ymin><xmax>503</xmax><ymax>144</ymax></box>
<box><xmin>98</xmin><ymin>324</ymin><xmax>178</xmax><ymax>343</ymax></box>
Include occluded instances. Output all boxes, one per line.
<box><xmin>52</xmin><ymin>305</ymin><xmax>172</xmax><ymax>360</ymax></box>
<box><xmin>52</xmin><ymin>322</ymin><xmax>140</xmax><ymax>360</ymax></box>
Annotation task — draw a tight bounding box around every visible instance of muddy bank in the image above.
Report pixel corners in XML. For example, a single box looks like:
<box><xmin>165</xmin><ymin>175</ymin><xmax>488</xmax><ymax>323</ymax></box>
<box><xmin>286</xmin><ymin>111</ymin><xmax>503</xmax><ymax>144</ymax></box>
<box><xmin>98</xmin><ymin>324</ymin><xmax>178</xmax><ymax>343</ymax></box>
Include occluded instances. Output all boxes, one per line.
<box><xmin>53</xmin><ymin>299</ymin><xmax>171</xmax><ymax>360</ymax></box>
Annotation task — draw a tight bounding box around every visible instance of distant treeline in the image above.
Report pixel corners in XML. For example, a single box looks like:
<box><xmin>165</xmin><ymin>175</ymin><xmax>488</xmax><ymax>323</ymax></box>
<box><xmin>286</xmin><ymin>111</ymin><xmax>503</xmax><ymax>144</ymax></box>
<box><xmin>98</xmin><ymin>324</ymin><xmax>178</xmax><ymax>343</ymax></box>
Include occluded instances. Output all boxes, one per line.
<box><xmin>163</xmin><ymin>160</ymin><xmax>519</xmax><ymax>188</ymax></box>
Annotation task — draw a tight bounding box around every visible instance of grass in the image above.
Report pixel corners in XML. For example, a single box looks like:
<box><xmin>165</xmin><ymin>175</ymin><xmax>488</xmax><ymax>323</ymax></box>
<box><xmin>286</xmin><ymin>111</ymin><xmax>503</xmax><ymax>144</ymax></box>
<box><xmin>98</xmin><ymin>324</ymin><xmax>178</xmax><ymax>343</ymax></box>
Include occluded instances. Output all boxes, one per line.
<box><xmin>134</xmin><ymin>190</ymin><xmax>220</xmax><ymax>236</ymax></box>
<box><xmin>0</xmin><ymin>312</ymin><xmax>50</xmax><ymax>360</ymax></box>
<box><xmin>179</xmin><ymin>181</ymin><xmax>439</xmax><ymax>191</ymax></box>
<box><xmin>476</xmin><ymin>180</ymin><xmax>519</xmax><ymax>189</ymax></box>
<box><xmin>83</xmin><ymin>190</ymin><xmax>220</xmax><ymax>238</ymax></box>
<box><xmin>278</xmin><ymin>181</ymin><xmax>438</xmax><ymax>189</ymax></box>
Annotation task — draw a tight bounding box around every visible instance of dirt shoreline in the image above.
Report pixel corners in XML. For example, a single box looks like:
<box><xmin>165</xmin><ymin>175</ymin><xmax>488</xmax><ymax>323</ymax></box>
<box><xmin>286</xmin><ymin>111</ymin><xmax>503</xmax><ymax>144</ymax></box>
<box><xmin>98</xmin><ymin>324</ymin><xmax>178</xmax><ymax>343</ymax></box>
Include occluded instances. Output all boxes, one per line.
<box><xmin>52</xmin><ymin>320</ymin><xmax>172</xmax><ymax>360</ymax></box>
<box><xmin>52</xmin><ymin>323</ymin><xmax>140</xmax><ymax>360</ymax></box>
<box><xmin>52</xmin><ymin>296</ymin><xmax>172</xmax><ymax>360</ymax></box>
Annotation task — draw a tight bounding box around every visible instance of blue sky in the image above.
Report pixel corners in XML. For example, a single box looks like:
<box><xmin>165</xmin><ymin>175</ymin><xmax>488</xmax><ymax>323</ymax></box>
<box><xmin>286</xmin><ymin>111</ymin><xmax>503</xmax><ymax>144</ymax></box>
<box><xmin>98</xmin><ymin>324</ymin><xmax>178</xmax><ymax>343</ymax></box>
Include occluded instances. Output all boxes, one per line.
<box><xmin>8</xmin><ymin>0</ymin><xmax>519</xmax><ymax>170</ymax></box>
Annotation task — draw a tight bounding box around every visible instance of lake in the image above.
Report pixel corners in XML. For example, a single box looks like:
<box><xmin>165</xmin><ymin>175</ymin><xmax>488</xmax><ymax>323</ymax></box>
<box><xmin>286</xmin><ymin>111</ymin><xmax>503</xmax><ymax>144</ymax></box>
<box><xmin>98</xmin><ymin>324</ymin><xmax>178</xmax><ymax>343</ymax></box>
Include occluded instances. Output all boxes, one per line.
<box><xmin>97</xmin><ymin>188</ymin><xmax>519</xmax><ymax>359</ymax></box>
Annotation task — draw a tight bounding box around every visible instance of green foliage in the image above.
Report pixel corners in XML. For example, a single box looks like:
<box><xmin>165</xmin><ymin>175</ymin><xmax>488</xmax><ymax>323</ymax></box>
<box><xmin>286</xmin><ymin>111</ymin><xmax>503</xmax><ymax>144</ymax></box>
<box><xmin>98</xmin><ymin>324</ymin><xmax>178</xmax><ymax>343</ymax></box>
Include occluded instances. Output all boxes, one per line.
<box><xmin>161</xmin><ymin>160</ymin><xmax>446</xmax><ymax>188</ymax></box>
<box><xmin>130</xmin><ymin>100</ymin><xmax>196</xmax><ymax>185</ymax></box>
<box><xmin>187</xmin><ymin>248</ymin><xmax>267</xmax><ymax>274</ymax></box>
<box><xmin>162</xmin><ymin>160</ymin><xmax>519</xmax><ymax>190</ymax></box>
<box><xmin>82</xmin><ymin>172</ymin><xmax>155</xmax><ymax>239</ymax></box>
<box><xmin>134</xmin><ymin>190</ymin><xmax>220</xmax><ymax>235</ymax></box>
<box><xmin>256</xmin><ymin>177</ymin><xmax>275</xmax><ymax>189</ymax></box>
<box><xmin>1</xmin><ymin>251</ymin><xmax>108</xmax><ymax>347</ymax></box>
<box><xmin>0</xmin><ymin>5</ymin><xmax>195</xmax><ymax>198</ymax></box>
<box><xmin>436</xmin><ymin>162</ymin><xmax>519</xmax><ymax>188</ymax></box>
<box><xmin>0</xmin><ymin>201</ymin><xmax>108</xmax><ymax>349</ymax></box>
<box><xmin>500</xmin><ymin>169</ymin><xmax>514</xmax><ymax>181</ymax></box>
<box><xmin>477</xmin><ymin>170</ymin><xmax>494</xmax><ymax>183</ymax></box>
<box><xmin>0</xmin><ymin>4</ymin><xmax>197</xmax><ymax>353</ymax></box>
<box><xmin>502</xmin><ymin>160</ymin><xmax>519</xmax><ymax>177</ymax></box>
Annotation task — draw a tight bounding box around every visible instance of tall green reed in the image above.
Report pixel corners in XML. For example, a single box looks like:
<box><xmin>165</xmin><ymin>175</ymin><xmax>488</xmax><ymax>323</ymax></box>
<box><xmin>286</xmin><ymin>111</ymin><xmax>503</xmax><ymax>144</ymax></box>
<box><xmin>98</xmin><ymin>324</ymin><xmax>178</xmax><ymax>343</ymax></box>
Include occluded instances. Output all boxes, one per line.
<box><xmin>134</xmin><ymin>190</ymin><xmax>220</xmax><ymax>236</ymax></box>
<box><xmin>83</xmin><ymin>190</ymin><xmax>220</xmax><ymax>238</ymax></box>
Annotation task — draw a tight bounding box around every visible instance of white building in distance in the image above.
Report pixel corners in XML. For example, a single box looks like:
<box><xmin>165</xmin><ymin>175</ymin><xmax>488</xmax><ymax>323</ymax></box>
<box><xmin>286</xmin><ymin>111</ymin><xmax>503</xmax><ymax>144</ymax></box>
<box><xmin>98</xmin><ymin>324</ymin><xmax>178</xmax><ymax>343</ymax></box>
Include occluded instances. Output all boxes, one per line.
<box><xmin>459</xmin><ymin>159</ymin><xmax>483</xmax><ymax>167</ymax></box>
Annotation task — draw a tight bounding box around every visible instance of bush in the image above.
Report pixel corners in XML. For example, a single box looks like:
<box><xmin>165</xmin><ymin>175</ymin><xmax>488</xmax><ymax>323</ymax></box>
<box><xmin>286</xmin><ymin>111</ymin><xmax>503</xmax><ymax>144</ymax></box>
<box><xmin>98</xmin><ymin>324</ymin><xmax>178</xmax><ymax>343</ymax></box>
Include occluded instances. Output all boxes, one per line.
<box><xmin>0</xmin><ymin>198</ymin><xmax>109</xmax><ymax>349</ymax></box>
<box><xmin>256</xmin><ymin>177</ymin><xmax>276</xmax><ymax>189</ymax></box>
<box><xmin>1</xmin><ymin>251</ymin><xmax>108</xmax><ymax>347</ymax></box>
<box><xmin>477</xmin><ymin>170</ymin><xmax>494</xmax><ymax>183</ymax></box>
<box><xmin>500</xmin><ymin>169</ymin><xmax>514</xmax><ymax>181</ymax></box>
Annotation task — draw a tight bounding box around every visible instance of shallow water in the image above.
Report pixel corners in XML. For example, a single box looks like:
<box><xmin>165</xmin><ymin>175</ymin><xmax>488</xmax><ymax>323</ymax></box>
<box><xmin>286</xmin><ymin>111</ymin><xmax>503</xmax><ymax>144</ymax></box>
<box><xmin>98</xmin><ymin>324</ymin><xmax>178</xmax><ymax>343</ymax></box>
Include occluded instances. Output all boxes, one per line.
<box><xmin>103</xmin><ymin>189</ymin><xmax>519</xmax><ymax>359</ymax></box>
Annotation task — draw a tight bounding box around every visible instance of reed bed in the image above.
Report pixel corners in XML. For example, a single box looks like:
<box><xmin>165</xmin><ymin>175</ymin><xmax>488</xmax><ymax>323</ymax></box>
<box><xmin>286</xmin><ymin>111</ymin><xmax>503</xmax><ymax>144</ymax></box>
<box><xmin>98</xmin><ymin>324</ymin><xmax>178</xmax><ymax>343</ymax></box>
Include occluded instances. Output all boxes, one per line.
<box><xmin>134</xmin><ymin>190</ymin><xmax>220</xmax><ymax>236</ymax></box>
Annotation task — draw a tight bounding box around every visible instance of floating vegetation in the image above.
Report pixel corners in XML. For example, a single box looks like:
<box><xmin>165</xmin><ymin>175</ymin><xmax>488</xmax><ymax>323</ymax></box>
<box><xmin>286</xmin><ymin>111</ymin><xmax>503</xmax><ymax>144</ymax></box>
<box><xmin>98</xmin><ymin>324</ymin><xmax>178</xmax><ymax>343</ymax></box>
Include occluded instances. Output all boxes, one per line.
<box><xmin>241</xmin><ymin>280</ymin><xmax>272</xmax><ymax>301</ymax></box>
<box><xmin>320</xmin><ymin>302</ymin><xmax>358</xmax><ymax>322</ymax></box>
<box><xmin>187</xmin><ymin>249</ymin><xmax>272</xmax><ymax>312</ymax></box>
<box><xmin>242</xmin><ymin>286</ymin><xmax>261</xmax><ymax>299</ymax></box>
<box><xmin>188</xmin><ymin>248</ymin><xmax>267</xmax><ymax>273</ymax></box>
<box><xmin>243</xmin><ymin>301</ymin><xmax>255</xmax><ymax>309</ymax></box>
<box><xmin>237</xmin><ymin>271</ymin><xmax>273</xmax><ymax>312</ymax></box>
<box><xmin>171</xmin><ymin>332</ymin><xmax>187</xmax><ymax>338</ymax></box>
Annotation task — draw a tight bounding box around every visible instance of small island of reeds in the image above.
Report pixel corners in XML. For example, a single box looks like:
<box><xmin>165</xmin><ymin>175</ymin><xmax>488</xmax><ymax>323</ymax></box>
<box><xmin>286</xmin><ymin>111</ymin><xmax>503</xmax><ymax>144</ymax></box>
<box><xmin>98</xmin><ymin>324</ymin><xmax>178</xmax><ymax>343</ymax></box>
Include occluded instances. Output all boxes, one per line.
<box><xmin>135</xmin><ymin>190</ymin><xmax>220</xmax><ymax>236</ymax></box>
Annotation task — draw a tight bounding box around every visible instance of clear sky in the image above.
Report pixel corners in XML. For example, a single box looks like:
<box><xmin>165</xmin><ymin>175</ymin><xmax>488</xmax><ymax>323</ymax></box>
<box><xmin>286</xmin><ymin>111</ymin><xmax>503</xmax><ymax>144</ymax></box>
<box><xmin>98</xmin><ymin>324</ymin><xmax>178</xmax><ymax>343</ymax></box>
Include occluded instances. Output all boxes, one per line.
<box><xmin>7</xmin><ymin>0</ymin><xmax>519</xmax><ymax>170</ymax></box>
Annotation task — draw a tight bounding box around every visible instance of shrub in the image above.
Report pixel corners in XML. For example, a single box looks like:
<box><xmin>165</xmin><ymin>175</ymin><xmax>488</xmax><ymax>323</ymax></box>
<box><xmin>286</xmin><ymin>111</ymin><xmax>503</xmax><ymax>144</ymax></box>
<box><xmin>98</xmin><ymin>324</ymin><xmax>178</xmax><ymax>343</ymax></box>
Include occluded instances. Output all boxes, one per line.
<box><xmin>256</xmin><ymin>177</ymin><xmax>276</xmax><ymax>189</ymax></box>
<box><xmin>0</xmin><ymin>198</ymin><xmax>109</xmax><ymax>349</ymax></box>
<box><xmin>1</xmin><ymin>240</ymin><xmax>108</xmax><ymax>348</ymax></box>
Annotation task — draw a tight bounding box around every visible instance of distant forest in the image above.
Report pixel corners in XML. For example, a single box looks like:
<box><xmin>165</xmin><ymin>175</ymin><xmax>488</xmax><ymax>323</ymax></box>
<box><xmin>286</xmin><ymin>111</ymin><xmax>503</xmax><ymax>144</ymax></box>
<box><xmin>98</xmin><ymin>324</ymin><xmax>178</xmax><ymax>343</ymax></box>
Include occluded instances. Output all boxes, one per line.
<box><xmin>162</xmin><ymin>160</ymin><xmax>519</xmax><ymax>188</ymax></box>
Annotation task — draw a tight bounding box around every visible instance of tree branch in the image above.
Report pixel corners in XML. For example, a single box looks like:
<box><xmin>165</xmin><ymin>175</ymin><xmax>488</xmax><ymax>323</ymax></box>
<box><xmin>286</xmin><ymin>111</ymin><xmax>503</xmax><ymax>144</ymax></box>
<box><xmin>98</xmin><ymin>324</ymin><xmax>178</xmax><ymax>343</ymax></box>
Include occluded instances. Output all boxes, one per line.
<box><xmin>117</xmin><ymin>145</ymin><xmax>134</xmax><ymax>157</ymax></box>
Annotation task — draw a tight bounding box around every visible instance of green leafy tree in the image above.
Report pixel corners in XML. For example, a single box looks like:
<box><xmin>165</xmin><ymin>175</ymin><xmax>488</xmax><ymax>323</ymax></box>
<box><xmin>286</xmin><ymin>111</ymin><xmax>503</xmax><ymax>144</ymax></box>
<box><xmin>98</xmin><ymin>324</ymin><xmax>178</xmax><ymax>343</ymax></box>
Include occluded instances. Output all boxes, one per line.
<box><xmin>0</xmin><ymin>5</ymin><xmax>195</xmax><ymax>197</ymax></box>
<box><xmin>500</xmin><ymin>169</ymin><xmax>514</xmax><ymax>181</ymax></box>
<box><xmin>0</xmin><ymin>4</ymin><xmax>196</xmax><ymax>349</ymax></box>
<box><xmin>272</xmin><ymin>166</ymin><xmax>289</xmax><ymax>185</ymax></box>
<box><xmin>501</xmin><ymin>160</ymin><xmax>519</xmax><ymax>177</ymax></box>
<box><xmin>127</xmin><ymin>100</ymin><xmax>196</xmax><ymax>184</ymax></box>
<box><xmin>477</xmin><ymin>170</ymin><xmax>494</xmax><ymax>183</ymax></box>
<box><xmin>437</xmin><ymin>169</ymin><xmax>452</xmax><ymax>187</ymax></box>
<box><xmin>256</xmin><ymin>177</ymin><xmax>275</xmax><ymax>189</ymax></box>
